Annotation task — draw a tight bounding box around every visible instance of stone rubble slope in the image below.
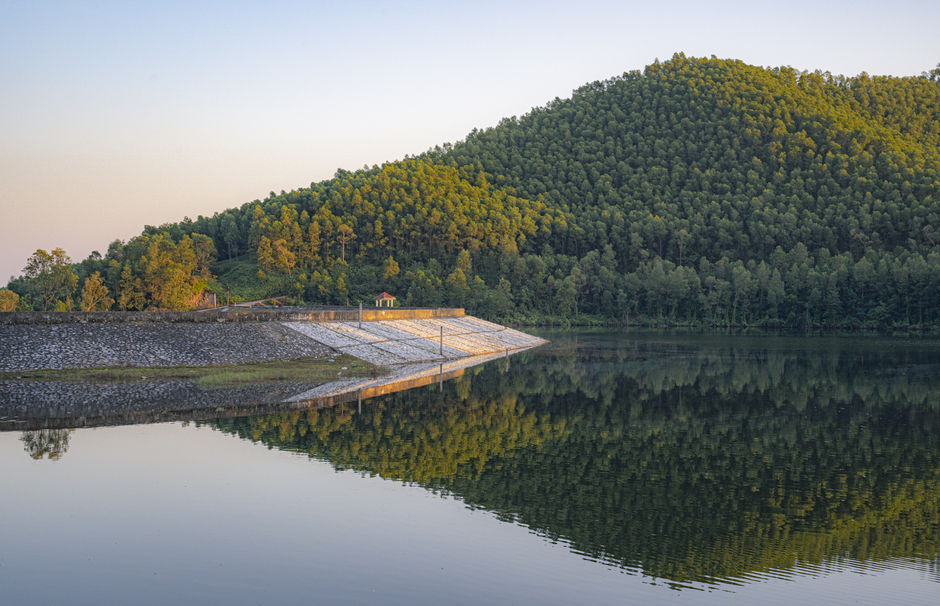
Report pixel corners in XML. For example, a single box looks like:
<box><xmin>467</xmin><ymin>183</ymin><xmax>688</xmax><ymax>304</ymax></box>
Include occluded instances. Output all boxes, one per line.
<box><xmin>0</xmin><ymin>323</ymin><xmax>333</xmax><ymax>372</ymax></box>
<box><xmin>0</xmin><ymin>315</ymin><xmax>546</xmax><ymax>425</ymax></box>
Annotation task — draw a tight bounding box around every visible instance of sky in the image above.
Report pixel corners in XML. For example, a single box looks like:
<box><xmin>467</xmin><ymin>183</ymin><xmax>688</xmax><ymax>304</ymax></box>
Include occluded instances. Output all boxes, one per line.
<box><xmin>2</xmin><ymin>0</ymin><xmax>937</xmax><ymax>283</ymax></box>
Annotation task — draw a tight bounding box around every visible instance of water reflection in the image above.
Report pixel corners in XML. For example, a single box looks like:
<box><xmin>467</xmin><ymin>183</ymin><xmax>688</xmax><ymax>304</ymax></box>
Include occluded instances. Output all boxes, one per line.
<box><xmin>198</xmin><ymin>330</ymin><xmax>940</xmax><ymax>587</ymax></box>
<box><xmin>0</xmin><ymin>351</ymin><xmax>517</xmax><ymax>433</ymax></box>
<box><xmin>20</xmin><ymin>428</ymin><xmax>73</xmax><ymax>460</ymax></box>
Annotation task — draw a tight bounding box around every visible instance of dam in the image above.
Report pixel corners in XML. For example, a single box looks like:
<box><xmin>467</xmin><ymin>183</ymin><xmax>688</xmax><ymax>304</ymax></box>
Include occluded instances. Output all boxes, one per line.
<box><xmin>0</xmin><ymin>307</ymin><xmax>546</xmax><ymax>372</ymax></box>
<box><xmin>0</xmin><ymin>307</ymin><xmax>546</xmax><ymax>430</ymax></box>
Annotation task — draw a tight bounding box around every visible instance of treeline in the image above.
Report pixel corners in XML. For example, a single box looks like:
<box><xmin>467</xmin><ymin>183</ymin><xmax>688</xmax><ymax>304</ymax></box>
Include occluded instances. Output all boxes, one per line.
<box><xmin>5</xmin><ymin>54</ymin><xmax>940</xmax><ymax>326</ymax></box>
<box><xmin>3</xmin><ymin>233</ymin><xmax>216</xmax><ymax>311</ymax></box>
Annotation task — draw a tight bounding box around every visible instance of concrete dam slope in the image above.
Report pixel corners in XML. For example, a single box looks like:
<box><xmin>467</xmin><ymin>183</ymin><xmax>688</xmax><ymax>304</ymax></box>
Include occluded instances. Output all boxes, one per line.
<box><xmin>0</xmin><ymin>308</ymin><xmax>546</xmax><ymax>372</ymax></box>
<box><xmin>283</xmin><ymin>316</ymin><xmax>544</xmax><ymax>365</ymax></box>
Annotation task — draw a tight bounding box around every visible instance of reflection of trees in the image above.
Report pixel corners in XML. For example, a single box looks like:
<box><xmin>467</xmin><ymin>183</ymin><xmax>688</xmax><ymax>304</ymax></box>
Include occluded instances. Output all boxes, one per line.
<box><xmin>203</xmin><ymin>371</ymin><xmax>567</xmax><ymax>486</ymax></box>
<box><xmin>525</xmin><ymin>334</ymin><xmax>940</xmax><ymax>413</ymax></box>
<box><xmin>201</xmin><ymin>341</ymin><xmax>940</xmax><ymax>585</ymax></box>
<box><xmin>447</xmin><ymin>386</ymin><xmax>940</xmax><ymax>584</ymax></box>
<box><xmin>20</xmin><ymin>429</ymin><xmax>74</xmax><ymax>460</ymax></box>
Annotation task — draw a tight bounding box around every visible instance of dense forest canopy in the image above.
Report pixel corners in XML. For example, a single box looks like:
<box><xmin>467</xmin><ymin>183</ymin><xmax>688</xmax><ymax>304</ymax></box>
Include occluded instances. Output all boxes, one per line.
<box><xmin>5</xmin><ymin>54</ymin><xmax>940</xmax><ymax>327</ymax></box>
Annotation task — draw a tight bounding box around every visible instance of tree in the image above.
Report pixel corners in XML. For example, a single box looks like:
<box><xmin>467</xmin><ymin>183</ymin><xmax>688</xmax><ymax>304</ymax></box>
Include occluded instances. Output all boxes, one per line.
<box><xmin>554</xmin><ymin>275</ymin><xmax>578</xmax><ymax>318</ymax></box>
<box><xmin>118</xmin><ymin>264</ymin><xmax>145</xmax><ymax>311</ymax></box>
<box><xmin>675</xmin><ymin>229</ymin><xmax>691</xmax><ymax>267</ymax></box>
<box><xmin>922</xmin><ymin>62</ymin><xmax>940</xmax><ymax>82</ymax></box>
<box><xmin>222</xmin><ymin>214</ymin><xmax>240</xmax><ymax>259</ymax></box>
<box><xmin>0</xmin><ymin>288</ymin><xmax>19</xmax><ymax>312</ymax></box>
<box><xmin>136</xmin><ymin>234</ymin><xmax>200</xmax><ymax>310</ymax></box>
<box><xmin>767</xmin><ymin>269</ymin><xmax>785</xmax><ymax>319</ymax></box>
<box><xmin>272</xmin><ymin>238</ymin><xmax>297</xmax><ymax>279</ymax></box>
<box><xmin>456</xmin><ymin>249</ymin><xmax>473</xmax><ymax>274</ymax></box>
<box><xmin>337</xmin><ymin>224</ymin><xmax>356</xmax><ymax>262</ymax></box>
<box><xmin>257</xmin><ymin>235</ymin><xmax>297</xmax><ymax>279</ymax></box>
<box><xmin>190</xmin><ymin>233</ymin><xmax>217</xmax><ymax>279</ymax></box>
<box><xmin>257</xmin><ymin>236</ymin><xmax>276</xmax><ymax>273</ymax></box>
<box><xmin>493</xmin><ymin>277</ymin><xmax>513</xmax><ymax>317</ymax></box>
<box><xmin>446</xmin><ymin>267</ymin><xmax>470</xmax><ymax>304</ymax></box>
<box><xmin>80</xmin><ymin>271</ymin><xmax>115</xmax><ymax>311</ymax></box>
<box><xmin>307</xmin><ymin>221</ymin><xmax>322</xmax><ymax>266</ymax></box>
<box><xmin>382</xmin><ymin>255</ymin><xmax>400</xmax><ymax>280</ymax></box>
<box><xmin>22</xmin><ymin>248</ymin><xmax>78</xmax><ymax>311</ymax></box>
<box><xmin>731</xmin><ymin>265</ymin><xmax>755</xmax><ymax>325</ymax></box>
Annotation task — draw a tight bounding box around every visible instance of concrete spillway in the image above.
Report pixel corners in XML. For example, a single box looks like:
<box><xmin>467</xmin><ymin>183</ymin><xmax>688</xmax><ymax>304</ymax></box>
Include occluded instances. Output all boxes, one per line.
<box><xmin>284</xmin><ymin>316</ymin><xmax>546</xmax><ymax>366</ymax></box>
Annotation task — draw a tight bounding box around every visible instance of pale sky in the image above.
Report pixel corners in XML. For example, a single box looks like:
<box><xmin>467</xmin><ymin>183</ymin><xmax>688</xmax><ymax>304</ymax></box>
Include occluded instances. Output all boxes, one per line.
<box><xmin>2</xmin><ymin>0</ymin><xmax>937</xmax><ymax>283</ymax></box>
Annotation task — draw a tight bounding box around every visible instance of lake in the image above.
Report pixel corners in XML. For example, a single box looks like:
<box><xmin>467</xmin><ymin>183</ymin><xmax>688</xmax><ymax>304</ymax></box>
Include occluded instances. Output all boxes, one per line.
<box><xmin>1</xmin><ymin>329</ymin><xmax>938</xmax><ymax>605</ymax></box>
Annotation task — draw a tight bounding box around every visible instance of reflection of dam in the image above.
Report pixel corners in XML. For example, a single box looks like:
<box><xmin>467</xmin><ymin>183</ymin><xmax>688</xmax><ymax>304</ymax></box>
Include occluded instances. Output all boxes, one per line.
<box><xmin>285</xmin><ymin>351</ymin><xmax>511</xmax><ymax>403</ymax></box>
<box><xmin>0</xmin><ymin>351</ymin><xmax>524</xmax><ymax>432</ymax></box>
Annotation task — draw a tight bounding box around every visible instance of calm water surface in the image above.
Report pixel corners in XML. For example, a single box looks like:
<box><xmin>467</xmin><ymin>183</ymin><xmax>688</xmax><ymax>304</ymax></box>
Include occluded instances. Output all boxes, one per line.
<box><xmin>1</xmin><ymin>329</ymin><xmax>938</xmax><ymax>605</ymax></box>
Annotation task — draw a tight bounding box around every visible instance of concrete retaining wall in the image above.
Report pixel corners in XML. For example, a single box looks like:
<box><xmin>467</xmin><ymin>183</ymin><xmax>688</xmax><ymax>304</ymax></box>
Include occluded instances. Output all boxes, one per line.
<box><xmin>0</xmin><ymin>307</ymin><xmax>466</xmax><ymax>325</ymax></box>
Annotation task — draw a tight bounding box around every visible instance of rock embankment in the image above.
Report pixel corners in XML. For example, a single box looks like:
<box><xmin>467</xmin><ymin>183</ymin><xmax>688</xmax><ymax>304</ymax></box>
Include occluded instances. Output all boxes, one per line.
<box><xmin>0</xmin><ymin>323</ymin><xmax>333</xmax><ymax>372</ymax></box>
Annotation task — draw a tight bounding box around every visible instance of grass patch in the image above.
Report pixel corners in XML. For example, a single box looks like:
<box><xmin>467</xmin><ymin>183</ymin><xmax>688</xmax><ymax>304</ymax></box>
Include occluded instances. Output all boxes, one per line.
<box><xmin>210</xmin><ymin>254</ymin><xmax>282</xmax><ymax>303</ymax></box>
<box><xmin>0</xmin><ymin>355</ymin><xmax>381</xmax><ymax>387</ymax></box>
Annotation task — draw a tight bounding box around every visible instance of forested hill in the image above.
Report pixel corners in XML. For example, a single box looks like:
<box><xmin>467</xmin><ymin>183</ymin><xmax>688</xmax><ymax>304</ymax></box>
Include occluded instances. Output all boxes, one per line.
<box><xmin>441</xmin><ymin>54</ymin><xmax>940</xmax><ymax>262</ymax></box>
<box><xmin>6</xmin><ymin>54</ymin><xmax>940</xmax><ymax>327</ymax></box>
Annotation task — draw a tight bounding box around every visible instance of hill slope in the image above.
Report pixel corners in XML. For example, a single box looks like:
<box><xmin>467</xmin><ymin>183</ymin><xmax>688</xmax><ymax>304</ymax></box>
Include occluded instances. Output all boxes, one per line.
<box><xmin>442</xmin><ymin>54</ymin><xmax>940</xmax><ymax>263</ymax></box>
<box><xmin>7</xmin><ymin>54</ymin><xmax>940</xmax><ymax>327</ymax></box>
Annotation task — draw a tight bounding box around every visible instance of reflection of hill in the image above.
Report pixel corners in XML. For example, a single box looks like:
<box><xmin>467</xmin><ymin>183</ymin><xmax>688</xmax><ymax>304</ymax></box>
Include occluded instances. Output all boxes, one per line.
<box><xmin>201</xmin><ymin>338</ymin><xmax>940</xmax><ymax>585</ymax></box>
<box><xmin>448</xmin><ymin>384</ymin><xmax>940</xmax><ymax>584</ymax></box>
